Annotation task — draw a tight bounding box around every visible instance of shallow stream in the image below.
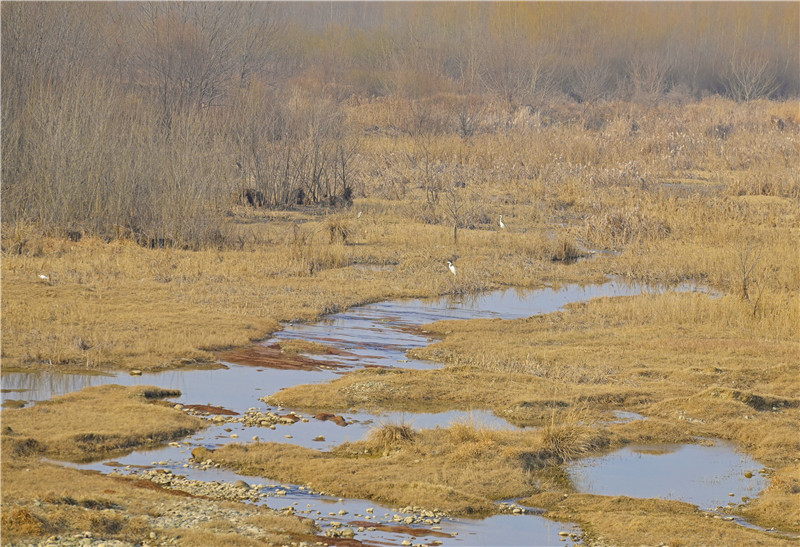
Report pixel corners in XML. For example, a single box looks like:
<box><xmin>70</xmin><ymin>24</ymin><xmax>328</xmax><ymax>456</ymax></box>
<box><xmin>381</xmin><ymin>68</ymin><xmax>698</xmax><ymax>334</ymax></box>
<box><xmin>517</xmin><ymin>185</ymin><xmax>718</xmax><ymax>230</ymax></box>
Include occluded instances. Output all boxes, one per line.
<box><xmin>2</xmin><ymin>280</ymin><xmax>770</xmax><ymax>546</ymax></box>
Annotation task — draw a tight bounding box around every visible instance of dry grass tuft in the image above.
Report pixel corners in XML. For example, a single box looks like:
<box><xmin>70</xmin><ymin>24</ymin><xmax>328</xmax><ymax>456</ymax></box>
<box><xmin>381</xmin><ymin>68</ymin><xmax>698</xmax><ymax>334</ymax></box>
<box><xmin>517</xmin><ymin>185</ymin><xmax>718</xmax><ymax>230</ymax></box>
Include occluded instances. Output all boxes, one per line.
<box><xmin>540</xmin><ymin>408</ymin><xmax>598</xmax><ymax>463</ymax></box>
<box><xmin>277</xmin><ymin>339</ymin><xmax>332</xmax><ymax>356</ymax></box>
<box><xmin>323</xmin><ymin>214</ymin><xmax>352</xmax><ymax>244</ymax></box>
<box><xmin>0</xmin><ymin>506</ymin><xmax>50</xmax><ymax>538</ymax></box>
<box><xmin>366</xmin><ymin>422</ymin><xmax>416</xmax><ymax>455</ymax></box>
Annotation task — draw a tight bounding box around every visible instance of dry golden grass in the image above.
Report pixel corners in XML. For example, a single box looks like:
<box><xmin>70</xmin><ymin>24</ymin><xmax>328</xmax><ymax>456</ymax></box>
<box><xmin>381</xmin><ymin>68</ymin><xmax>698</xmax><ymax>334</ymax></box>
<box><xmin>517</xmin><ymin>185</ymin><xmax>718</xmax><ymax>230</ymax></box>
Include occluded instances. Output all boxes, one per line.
<box><xmin>366</xmin><ymin>422</ymin><xmax>416</xmax><ymax>455</ymax></box>
<box><xmin>523</xmin><ymin>493</ymin><xmax>799</xmax><ymax>546</ymax></box>
<box><xmin>2</xmin><ymin>97</ymin><xmax>799</xmax><ymax>544</ymax></box>
<box><xmin>0</xmin><ymin>385</ymin><xmax>317</xmax><ymax>546</ymax></box>
<box><xmin>540</xmin><ymin>407</ymin><xmax>598</xmax><ymax>463</ymax></box>
<box><xmin>1</xmin><ymin>210</ymin><xmax>606</xmax><ymax>372</ymax></box>
<box><xmin>276</xmin><ymin>339</ymin><xmax>333</xmax><ymax>356</ymax></box>
<box><xmin>740</xmin><ymin>465</ymin><xmax>800</xmax><ymax>533</ymax></box>
<box><xmin>266</xmin><ymin>282</ymin><xmax>798</xmax><ymax>530</ymax></box>
<box><xmin>0</xmin><ymin>458</ymin><xmax>316</xmax><ymax>546</ymax></box>
<box><xmin>208</xmin><ymin>420</ymin><xmax>608</xmax><ymax>516</ymax></box>
<box><xmin>1</xmin><ymin>384</ymin><xmax>205</xmax><ymax>463</ymax></box>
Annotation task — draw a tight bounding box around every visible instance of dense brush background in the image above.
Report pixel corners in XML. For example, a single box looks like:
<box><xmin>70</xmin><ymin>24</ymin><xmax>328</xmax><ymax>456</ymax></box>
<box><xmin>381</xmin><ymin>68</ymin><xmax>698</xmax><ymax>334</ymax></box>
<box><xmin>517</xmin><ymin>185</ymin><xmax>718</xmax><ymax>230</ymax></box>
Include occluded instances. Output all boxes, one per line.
<box><xmin>2</xmin><ymin>2</ymin><xmax>798</xmax><ymax>247</ymax></box>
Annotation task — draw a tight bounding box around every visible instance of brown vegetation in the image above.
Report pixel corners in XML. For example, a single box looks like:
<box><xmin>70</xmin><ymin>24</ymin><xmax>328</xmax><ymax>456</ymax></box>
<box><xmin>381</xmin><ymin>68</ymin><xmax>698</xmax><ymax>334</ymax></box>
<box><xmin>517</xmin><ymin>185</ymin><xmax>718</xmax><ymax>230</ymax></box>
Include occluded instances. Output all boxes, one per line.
<box><xmin>207</xmin><ymin>422</ymin><xmax>580</xmax><ymax>516</ymax></box>
<box><xmin>1</xmin><ymin>385</ymin><xmax>204</xmax><ymax>463</ymax></box>
<box><xmin>0</xmin><ymin>386</ymin><xmax>319</xmax><ymax>546</ymax></box>
<box><xmin>2</xmin><ymin>3</ymin><xmax>798</xmax><ymax>545</ymax></box>
<box><xmin>2</xmin><ymin>3</ymin><xmax>798</xmax><ymax>247</ymax></box>
<box><xmin>523</xmin><ymin>493</ymin><xmax>799</xmax><ymax>546</ymax></box>
<box><xmin>0</xmin><ymin>459</ymin><xmax>317</xmax><ymax>546</ymax></box>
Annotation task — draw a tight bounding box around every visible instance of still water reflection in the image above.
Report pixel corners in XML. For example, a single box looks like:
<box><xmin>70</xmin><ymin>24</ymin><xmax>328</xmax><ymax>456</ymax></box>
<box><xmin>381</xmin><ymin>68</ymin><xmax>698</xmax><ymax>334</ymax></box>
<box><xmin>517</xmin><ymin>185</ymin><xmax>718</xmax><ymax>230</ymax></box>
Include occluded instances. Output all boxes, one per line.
<box><xmin>1</xmin><ymin>279</ymin><xmax>743</xmax><ymax>545</ymax></box>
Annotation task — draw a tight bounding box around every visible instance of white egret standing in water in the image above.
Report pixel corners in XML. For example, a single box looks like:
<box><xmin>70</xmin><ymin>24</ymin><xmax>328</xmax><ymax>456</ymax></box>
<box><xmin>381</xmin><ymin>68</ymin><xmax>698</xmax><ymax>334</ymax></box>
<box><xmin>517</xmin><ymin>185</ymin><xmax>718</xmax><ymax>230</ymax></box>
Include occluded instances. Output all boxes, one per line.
<box><xmin>447</xmin><ymin>261</ymin><xmax>456</xmax><ymax>275</ymax></box>
<box><xmin>499</xmin><ymin>215</ymin><xmax>506</xmax><ymax>230</ymax></box>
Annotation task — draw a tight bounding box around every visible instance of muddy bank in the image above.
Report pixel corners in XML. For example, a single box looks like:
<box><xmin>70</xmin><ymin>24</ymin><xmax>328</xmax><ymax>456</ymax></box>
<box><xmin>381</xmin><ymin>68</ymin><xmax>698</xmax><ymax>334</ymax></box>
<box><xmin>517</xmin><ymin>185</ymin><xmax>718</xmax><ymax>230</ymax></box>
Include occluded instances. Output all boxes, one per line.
<box><xmin>217</xmin><ymin>342</ymin><xmax>350</xmax><ymax>371</ymax></box>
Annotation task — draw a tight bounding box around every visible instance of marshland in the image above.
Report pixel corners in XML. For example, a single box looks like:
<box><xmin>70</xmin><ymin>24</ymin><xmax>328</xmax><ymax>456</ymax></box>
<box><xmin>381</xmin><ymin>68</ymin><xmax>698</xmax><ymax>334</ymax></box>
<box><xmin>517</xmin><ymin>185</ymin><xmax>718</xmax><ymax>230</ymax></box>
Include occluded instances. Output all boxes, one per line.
<box><xmin>2</xmin><ymin>3</ymin><xmax>799</xmax><ymax>546</ymax></box>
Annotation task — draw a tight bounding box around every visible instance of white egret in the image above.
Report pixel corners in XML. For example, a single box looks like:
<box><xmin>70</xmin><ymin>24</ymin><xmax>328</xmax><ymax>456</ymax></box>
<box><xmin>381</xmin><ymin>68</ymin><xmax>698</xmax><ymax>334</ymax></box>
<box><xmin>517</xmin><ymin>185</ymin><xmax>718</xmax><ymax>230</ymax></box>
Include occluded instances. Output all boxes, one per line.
<box><xmin>38</xmin><ymin>274</ymin><xmax>49</xmax><ymax>281</ymax></box>
<box><xmin>499</xmin><ymin>215</ymin><xmax>506</xmax><ymax>230</ymax></box>
<box><xmin>447</xmin><ymin>261</ymin><xmax>456</xmax><ymax>275</ymax></box>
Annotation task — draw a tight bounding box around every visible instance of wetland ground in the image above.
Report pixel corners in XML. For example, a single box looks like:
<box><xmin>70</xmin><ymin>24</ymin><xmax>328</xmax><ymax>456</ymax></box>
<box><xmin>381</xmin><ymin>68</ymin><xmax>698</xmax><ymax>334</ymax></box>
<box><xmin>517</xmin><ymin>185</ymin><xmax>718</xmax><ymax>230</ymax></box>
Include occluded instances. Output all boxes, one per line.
<box><xmin>2</xmin><ymin>92</ymin><xmax>799</xmax><ymax>546</ymax></box>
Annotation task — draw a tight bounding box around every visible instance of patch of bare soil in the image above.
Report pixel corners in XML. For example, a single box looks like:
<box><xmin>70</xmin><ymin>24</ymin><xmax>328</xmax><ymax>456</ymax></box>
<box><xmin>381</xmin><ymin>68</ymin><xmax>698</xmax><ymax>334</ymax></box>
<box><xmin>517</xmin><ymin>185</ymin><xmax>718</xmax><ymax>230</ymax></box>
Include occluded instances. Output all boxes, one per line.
<box><xmin>314</xmin><ymin>413</ymin><xmax>348</xmax><ymax>426</ymax></box>
<box><xmin>217</xmin><ymin>343</ymin><xmax>349</xmax><ymax>371</ymax></box>
<box><xmin>181</xmin><ymin>404</ymin><xmax>240</xmax><ymax>416</ymax></box>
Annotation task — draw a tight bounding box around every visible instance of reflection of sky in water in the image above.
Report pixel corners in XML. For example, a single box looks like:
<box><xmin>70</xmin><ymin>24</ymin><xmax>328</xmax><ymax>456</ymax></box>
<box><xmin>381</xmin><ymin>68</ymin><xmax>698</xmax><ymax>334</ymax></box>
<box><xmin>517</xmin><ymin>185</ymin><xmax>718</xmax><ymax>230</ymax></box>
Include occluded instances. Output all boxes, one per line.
<box><xmin>274</xmin><ymin>280</ymin><xmax>707</xmax><ymax>370</ymax></box>
<box><xmin>567</xmin><ymin>442</ymin><xmax>768</xmax><ymax>510</ymax></box>
<box><xmin>1</xmin><ymin>365</ymin><xmax>338</xmax><ymax>413</ymax></box>
<box><xmin>3</xmin><ymin>279</ymin><xmax>702</xmax><ymax>406</ymax></box>
<box><xmin>0</xmin><ymin>279</ymin><xmax>739</xmax><ymax>544</ymax></box>
<box><xmin>73</xmin><ymin>424</ymin><xmax>579</xmax><ymax>547</ymax></box>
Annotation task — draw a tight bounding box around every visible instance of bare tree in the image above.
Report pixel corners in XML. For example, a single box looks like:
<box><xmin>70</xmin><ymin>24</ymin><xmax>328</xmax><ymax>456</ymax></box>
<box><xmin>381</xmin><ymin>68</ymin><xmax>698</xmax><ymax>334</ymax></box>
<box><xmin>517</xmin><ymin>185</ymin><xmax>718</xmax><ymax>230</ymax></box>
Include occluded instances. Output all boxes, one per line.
<box><xmin>733</xmin><ymin>237</ymin><xmax>764</xmax><ymax>302</ymax></box>
<box><xmin>569</xmin><ymin>58</ymin><xmax>613</xmax><ymax>104</ymax></box>
<box><xmin>628</xmin><ymin>49</ymin><xmax>674</xmax><ymax>102</ymax></box>
<box><xmin>720</xmin><ymin>47</ymin><xmax>781</xmax><ymax>102</ymax></box>
<box><xmin>129</xmin><ymin>3</ymin><xmax>239</xmax><ymax>128</ymax></box>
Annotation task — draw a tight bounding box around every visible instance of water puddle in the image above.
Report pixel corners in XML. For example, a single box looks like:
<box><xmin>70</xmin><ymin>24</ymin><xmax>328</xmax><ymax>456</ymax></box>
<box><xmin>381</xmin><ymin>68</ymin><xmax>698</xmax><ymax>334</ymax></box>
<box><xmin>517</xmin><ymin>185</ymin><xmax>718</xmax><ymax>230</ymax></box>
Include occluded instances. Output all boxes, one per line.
<box><xmin>567</xmin><ymin>441</ymin><xmax>768</xmax><ymax>510</ymax></box>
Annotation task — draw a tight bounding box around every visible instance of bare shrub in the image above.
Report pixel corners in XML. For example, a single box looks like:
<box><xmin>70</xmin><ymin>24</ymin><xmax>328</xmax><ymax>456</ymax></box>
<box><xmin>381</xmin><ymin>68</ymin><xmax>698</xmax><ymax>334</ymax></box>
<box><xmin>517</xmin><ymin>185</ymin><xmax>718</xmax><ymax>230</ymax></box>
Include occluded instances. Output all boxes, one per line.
<box><xmin>586</xmin><ymin>208</ymin><xmax>671</xmax><ymax>250</ymax></box>
<box><xmin>719</xmin><ymin>48</ymin><xmax>782</xmax><ymax>102</ymax></box>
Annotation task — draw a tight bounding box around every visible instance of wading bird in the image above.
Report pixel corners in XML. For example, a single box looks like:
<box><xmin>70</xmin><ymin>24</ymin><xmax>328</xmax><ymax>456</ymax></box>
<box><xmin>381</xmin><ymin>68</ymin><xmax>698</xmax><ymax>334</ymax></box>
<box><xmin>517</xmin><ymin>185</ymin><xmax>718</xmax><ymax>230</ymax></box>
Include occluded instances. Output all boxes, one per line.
<box><xmin>499</xmin><ymin>215</ymin><xmax>506</xmax><ymax>230</ymax></box>
<box><xmin>447</xmin><ymin>261</ymin><xmax>456</xmax><ymax>275</ymax></box>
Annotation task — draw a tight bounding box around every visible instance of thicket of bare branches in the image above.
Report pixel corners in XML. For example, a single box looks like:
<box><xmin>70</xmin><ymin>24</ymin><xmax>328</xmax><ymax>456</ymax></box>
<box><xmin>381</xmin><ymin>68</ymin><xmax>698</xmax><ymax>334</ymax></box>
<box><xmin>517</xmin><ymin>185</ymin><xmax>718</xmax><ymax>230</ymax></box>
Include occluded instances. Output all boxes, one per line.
<box><xmin>2</xmin><ymin>2</ymin><xmax>797</xmax><ymax>247</ymax></box>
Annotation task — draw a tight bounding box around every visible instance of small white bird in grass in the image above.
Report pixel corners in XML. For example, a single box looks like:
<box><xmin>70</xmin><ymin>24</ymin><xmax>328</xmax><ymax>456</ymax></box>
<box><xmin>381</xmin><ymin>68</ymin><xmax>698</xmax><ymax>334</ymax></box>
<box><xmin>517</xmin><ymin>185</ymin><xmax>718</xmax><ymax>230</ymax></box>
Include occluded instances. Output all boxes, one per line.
<box><xmin>447</xmin><ymin>261</ymin><xmax>456</xmax><ymax>275</ymax></box>
<box><xmin>499</xmin><ymin>215</ymin><xmax>506</xmax><ymax>230</ymax></box>
<box><xmin>38</xmin><ymin>274</ymin><xmax>49</xmax><ymax>282</ymax></box>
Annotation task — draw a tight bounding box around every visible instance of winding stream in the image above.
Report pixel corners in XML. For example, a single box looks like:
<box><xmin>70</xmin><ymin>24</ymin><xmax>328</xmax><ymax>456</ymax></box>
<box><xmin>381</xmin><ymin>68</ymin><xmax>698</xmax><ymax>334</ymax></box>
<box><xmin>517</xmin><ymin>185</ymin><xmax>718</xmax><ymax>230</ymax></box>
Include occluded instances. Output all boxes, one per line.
<box><xmin>2</xmin><ymin>280</ymin><xmax>770</xmax><ymax>546</ymax></box>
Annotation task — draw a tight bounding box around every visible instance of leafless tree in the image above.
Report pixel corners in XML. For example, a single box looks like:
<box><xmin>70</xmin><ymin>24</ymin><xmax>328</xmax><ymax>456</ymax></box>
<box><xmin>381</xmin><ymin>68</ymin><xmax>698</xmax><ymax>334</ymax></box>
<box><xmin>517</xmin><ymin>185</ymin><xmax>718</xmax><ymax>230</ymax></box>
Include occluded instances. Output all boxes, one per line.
<box><xmin>720</xmin><ymin>47</ymin><xmax>781</xmax><ymax>102</ymax></box>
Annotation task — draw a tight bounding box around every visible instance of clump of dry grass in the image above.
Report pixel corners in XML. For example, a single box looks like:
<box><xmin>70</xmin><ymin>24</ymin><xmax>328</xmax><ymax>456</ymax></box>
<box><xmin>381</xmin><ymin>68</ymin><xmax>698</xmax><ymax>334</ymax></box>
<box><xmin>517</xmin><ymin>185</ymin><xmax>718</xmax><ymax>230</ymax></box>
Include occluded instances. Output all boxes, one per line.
<box><xmin>277</xmin><ymin>339</ymin><xmax>332</xmax><ymax>355</ymax></box>
<box><xmin>323</xmin><ymin>214</ymin><xmax>352</xmax><ymax>244</ymax></box>
<box><xmin>365</xmin><ymin>422</ymin><xmax>416</xmax><ymax>455</ymax></box>
<box><xmin>444</xmin><ymin>419</ymin><xmax>507</xmax><ymax>461</ymax></box>
<box><xmin>0</xmin><ymin>506</ymin><xmax>50</xmax><ymax>537</ymax></box>
<box><xmin>540</xmin><ymin>408</ymin><xmax>597</xmax><ymax>463</ymax></box>
<box><xmin>549</xmin><ymin>234</ymin><xmax>584</xmax><ymax>262</ymax></box>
